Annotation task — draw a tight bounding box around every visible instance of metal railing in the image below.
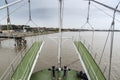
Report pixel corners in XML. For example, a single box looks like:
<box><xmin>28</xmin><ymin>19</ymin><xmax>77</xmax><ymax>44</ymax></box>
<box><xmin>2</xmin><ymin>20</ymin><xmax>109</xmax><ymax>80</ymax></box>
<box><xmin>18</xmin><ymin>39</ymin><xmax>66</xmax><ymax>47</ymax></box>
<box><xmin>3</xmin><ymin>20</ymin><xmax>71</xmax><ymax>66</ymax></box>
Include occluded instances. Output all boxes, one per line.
<box><xmin>79</xmin><ymin>37</ymin><xmax>106</xmax><ymax>79</ymax></box>
<box><xmin>80</xmin><ymin>37</ymin><xmax>99</xmax><ymax>61</ymax></box>
<box><xmin>0</xmin><ymin>45</ymin><xmax>31</xmax><ymax>80</ymax></box>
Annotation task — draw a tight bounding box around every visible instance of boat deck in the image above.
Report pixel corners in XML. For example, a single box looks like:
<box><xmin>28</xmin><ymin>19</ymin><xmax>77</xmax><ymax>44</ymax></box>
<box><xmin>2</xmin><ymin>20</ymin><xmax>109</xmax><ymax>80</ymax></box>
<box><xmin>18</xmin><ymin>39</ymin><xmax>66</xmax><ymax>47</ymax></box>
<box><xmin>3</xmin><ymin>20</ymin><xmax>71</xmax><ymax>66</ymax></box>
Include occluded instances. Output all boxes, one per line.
<box><xmin>75</xmin><ymin>41</ymin><xmax>106</xmax><ymax>80</ymax></box>
<box><xmin>11</xmin><ymin>42</ymin><xmax>42</xmax><ymax>80</ymax></box>
<box><xmin>30</xmin><ymin>69</ymin><xmax>81</xmax><ymax>80</ymax></box>
<box><xmin>29</xmin><ymin>38</ymin><xmax>84</xmax><ymax>80</ymax></box>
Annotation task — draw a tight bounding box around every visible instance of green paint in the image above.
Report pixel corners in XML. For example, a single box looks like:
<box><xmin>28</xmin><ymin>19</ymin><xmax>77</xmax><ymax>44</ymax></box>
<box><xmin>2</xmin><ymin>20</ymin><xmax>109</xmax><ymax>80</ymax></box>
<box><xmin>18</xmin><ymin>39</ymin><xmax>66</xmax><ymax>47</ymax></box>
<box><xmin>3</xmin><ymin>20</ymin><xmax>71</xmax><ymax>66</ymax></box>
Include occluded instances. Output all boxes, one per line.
<box><xmin>75</xmin><ymin>41</ymin><xmax>106</xmax><ymax>80</ymax></box>
<box><xmin>11</xmin><ymin>42</ymin><xmax>42</xmax><ymax>80</ymax></box>
<box><xmin>30</xmin><ymin>69</ymin><xmax>81</xmax><ymax>80</ymax></box>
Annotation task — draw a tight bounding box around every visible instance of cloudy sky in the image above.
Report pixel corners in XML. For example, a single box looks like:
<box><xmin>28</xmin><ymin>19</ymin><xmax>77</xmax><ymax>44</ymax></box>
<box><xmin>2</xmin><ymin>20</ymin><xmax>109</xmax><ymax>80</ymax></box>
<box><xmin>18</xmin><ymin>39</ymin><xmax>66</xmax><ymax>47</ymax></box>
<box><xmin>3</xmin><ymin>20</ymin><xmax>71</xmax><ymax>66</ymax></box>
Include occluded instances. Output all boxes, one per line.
<box><xmin>0</xmin><ymin>0</ymin><xmax>120</xmax><ymax>29</ymax></box>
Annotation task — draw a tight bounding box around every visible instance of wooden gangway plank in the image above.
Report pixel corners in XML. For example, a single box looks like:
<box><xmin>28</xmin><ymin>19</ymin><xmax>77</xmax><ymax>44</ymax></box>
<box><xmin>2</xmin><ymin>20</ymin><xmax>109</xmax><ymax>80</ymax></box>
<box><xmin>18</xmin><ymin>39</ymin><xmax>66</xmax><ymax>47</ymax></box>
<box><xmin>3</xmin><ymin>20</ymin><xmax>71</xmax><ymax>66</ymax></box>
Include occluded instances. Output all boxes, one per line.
<box><xmin>75</xmin><ymin>41</ymin><xmax>106</xmax><ymax>80</ymax></box>
<box><xmin>11</xmin><ymin>41</ymin><xmax>43</xmax><ymax>80</ymax></box>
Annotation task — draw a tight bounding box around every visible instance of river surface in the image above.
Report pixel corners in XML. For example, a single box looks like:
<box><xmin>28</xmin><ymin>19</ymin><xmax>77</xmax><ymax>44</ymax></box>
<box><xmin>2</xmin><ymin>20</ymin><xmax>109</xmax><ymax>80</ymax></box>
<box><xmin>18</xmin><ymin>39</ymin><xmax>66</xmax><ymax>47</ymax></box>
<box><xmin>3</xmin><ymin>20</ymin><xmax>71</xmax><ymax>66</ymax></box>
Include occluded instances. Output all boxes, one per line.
<box><xmin>0</xmin><ymin>32</ymin><xmax>120</xmax><ymax>80</ymax></box>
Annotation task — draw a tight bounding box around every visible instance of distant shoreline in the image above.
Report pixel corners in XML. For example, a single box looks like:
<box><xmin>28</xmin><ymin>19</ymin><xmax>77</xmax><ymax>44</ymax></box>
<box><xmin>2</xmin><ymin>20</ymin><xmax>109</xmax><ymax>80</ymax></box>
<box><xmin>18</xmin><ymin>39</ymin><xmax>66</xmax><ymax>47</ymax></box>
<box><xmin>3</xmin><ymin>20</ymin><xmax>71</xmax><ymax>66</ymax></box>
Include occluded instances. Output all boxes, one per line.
<box><xmin>0</xmin><ymin>31</ymin><xmax>57</xmax><ymax>41</ymax></box>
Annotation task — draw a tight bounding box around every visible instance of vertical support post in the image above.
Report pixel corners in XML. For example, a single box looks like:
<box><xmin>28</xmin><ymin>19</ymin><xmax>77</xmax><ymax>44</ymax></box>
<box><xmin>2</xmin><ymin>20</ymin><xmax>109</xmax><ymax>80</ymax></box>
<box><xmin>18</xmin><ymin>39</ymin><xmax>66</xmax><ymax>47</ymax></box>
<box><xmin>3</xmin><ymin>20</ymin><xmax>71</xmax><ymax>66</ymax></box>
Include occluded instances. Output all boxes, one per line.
<box><xmin>5</xmin><ymin>0</ymin><xmax>11</xmax><ymax>31</ymax></box>
<box><xmin>28</xmin><ymin>0</ymin><xmax>32</xmax><ymax>21</ymax></box>
<box><xmin>58</xmin><ymin>0</ymin><xmax>63</xmax><ymax>68</ymax></box>
<box><xmin>11</xmin><ymin>64</ymin><xmax>14</xmax><ymax>73</ymax></box>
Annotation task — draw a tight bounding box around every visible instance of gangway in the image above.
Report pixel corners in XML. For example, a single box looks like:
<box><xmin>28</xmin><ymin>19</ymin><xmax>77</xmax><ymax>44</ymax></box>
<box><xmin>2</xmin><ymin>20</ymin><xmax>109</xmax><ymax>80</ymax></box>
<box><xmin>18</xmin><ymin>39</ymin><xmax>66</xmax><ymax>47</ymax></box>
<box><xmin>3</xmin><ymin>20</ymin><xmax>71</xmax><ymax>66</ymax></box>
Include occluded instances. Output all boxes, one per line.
<box><xmin>74</xmin><ymin>41</ymin><xmax>106</xmax><ymax>80</ymax></box>
<box><xmin>11</xmin><ymin>41</ymin><xmax>43</xmax><ymax>80</ymax></box>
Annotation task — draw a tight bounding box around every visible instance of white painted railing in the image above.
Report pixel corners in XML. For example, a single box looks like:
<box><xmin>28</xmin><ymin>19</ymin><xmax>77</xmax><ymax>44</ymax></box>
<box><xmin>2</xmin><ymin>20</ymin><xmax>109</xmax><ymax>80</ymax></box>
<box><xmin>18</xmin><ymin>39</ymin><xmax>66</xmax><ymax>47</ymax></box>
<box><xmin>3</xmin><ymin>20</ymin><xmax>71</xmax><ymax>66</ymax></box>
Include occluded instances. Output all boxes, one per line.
<box><xmin>0</xmin><ymin>45</ymin><xmax>31</xmax><ymax>80</ymax></box>
<box><xmin>79</xmin><ymin>37</ymin><xmax>107</xmax><ymax>76</ymax></box>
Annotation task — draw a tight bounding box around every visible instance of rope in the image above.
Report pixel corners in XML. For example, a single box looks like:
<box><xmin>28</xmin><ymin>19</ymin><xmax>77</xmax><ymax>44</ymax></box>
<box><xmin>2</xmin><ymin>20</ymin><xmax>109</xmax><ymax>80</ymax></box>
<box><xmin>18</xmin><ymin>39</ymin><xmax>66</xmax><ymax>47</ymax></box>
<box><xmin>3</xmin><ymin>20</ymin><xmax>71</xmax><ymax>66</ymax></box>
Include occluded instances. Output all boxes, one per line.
<box><xmin>108</xmin><ymin>1</ymin><xmax>120</xmax><ymax>80</ymax></box>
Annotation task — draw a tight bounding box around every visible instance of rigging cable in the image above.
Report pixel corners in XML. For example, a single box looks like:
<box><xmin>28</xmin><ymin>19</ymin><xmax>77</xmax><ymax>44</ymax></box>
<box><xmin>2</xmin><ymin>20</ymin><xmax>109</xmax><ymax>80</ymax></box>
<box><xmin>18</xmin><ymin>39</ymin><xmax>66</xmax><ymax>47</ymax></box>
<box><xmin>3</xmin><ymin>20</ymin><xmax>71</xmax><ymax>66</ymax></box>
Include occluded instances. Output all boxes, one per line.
<box><xmin>96</xmin><ymin>24</ymin><xmax>112</xmax><ymax>76</ymax></box>
<box><xmin>28</xmin><ymin>0</ymin><xmax>31</xmax><ymax>21</ymax></box>
<box><xmin>87</xmin><ymin>0</ymin><xmax>90</xmax><ymax>23</ymax></box>
<box><xmin>98</xmin><ymin>27</ymin><xmax>112</xmax><ymax>66</ymax></box>
<box><xmin>91</xmin><ymin>3</ymin><xmax>120</xmax><ymax>23</ymax></box>
<box><xmin>24</xmin><ymin>0</ymin><xmax>38</xmax><ymax>27</ymax></box>
<box><xmin>108</xmin><ymin>1</ymin><xmax>120</xmax><ymax>80</ymax></box>
<box><xmin>87</xmin><ymin>0</ymin><xmax>94</xmax><ymax>47</ymax></box>
<box><xmin>5</xmin><ymin>0</ymin><xmax>12</xmax><ymax>31</ymax></box>
<box><xmin>66</xmin><ymin>59</ymin><xmax>80</xmax><ymax>67</ymax></box>
<box><xmin>90</xmin><ymin>0</ymin><xmax>120</xmax><ymax>13</ymax></box>
<box><xmin>4</xmin><ymin>0</ymin><xmax>13</xmax><ymax>47</ymax></box>
<box><xmin>81</xmin><ymin>0</ymin><xmax>94</xmax><ymax>29</ymax></box>
<box><xmin>98</xmin><ymin>32</ymin><xmax>109</xmax><ymax>64</ymax></box>
<box><xmin>0</xmin><ymin>2</ymin><xmax>27</xmax><ymax>22</ymax></box>
<box><xmin>81</xmin><ymin>0</ymin><xmax>94</xmax><ymax>47</ymax></box>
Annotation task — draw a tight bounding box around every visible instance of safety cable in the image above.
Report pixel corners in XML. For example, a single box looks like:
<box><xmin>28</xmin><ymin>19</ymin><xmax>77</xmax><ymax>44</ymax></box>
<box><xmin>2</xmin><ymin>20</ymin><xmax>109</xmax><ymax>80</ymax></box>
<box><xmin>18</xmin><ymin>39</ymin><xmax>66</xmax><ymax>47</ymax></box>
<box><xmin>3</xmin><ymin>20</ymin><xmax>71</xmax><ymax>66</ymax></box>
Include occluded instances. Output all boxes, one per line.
<box><xmin>0</xmin><ymin>2</ymin><xmax>27</xmax><ymax>22</ymax></box>
<box><xmin>24</xmin><ymin>0</ymin><xmax>38</xmax><ymax>27</ymax></box>
<box><xmin>80</xmin><ymin>0</ymin><xmax>94</xmax><ymax>47</ymax></box>
<box><xmin>91</xmin><ymin>3</ymin><xmax>120</xmax><ymax>23</ymax></box>
<box><xmin>108</xmin><ymin>1</ymin><xmax>120</xmax><ymax>80</ymax></box>
<box><xmin>98</xmin><ymin>28</ymin><xmax>111</xmax><ymax>65</ymax></box>
<box><xmin>96</xmin><ymin>2</ymin><xmax>120</xmax><ymax>78</ymax></box>
<box><xmin>66</xmin><ymin>59</ymin><xmax>80</xmax><ymax>67</ymax></box>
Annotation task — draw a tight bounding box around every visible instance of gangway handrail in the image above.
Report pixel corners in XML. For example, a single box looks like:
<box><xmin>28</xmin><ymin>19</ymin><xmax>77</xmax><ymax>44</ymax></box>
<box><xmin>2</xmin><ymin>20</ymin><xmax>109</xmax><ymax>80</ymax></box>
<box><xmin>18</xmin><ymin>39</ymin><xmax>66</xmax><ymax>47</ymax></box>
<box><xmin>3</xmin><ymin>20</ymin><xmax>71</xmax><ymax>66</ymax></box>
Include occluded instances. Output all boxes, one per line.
<box><xmin>80</xmin><ymin>37</ymin><xmax>107</xmax><ymax>70</ymax></box>
<box><xmin>0</xmin><ymin>47</ymin><xmax>30</xmax><ymax>80</ymax></box>
<box><xmin>20</xmin><ymin>42</ymin><xmax>40</xmax><ymax>80</ymax></box>
<box><xmin>79</xmin><ymin>43</ymin><xmax>99</xmax><ymax>80</ymax></box>
<box><xmin>0</xmin><ymin>43</ymin><xmax>32</xmax><ymax>80</ymax></box>
<box><xmin>74</xmin><ymin>41</ymin><xmax>106</xmax><ymax>80</ymax></box>
<box><xmin>11</xmin><ymin>41</ymin><xmax>43</xmax><ymax>80</ymax></box>
<box><xmin>75</xmin><ymin>41</ymin><xmax>98</xmax><ymax>80</ymax></box>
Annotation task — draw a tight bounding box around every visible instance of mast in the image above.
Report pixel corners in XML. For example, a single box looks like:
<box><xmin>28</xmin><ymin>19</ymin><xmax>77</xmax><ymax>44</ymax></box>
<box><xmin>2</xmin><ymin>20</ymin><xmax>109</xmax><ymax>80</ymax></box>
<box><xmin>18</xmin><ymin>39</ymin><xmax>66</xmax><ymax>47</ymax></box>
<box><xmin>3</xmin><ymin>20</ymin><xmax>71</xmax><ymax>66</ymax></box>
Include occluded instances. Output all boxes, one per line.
<box><xmin>58</xmin><ymin>0</ymin><xmax>63</xmax><ymax>68</ymax></box>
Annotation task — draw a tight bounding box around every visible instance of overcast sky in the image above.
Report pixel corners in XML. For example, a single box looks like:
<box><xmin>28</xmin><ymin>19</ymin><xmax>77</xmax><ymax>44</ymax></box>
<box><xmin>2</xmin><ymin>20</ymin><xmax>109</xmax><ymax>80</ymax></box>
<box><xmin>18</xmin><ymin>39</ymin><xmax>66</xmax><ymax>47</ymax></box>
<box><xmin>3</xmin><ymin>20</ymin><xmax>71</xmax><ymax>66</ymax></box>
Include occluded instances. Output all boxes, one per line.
<box><xmin>0</xmin><ymin>0</ymin><xmax>120</xmax><ymax>29</ymax></box>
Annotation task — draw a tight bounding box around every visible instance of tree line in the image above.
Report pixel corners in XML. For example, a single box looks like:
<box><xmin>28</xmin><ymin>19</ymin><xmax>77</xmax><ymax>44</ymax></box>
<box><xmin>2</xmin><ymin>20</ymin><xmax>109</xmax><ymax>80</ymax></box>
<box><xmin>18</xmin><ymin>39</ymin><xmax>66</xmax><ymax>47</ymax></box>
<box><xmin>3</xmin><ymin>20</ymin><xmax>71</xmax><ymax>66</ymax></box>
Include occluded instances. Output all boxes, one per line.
<box><xmin>0</xmin><ymin>25</ymin><xmax>30</xmax><ymax>30</ymax></box>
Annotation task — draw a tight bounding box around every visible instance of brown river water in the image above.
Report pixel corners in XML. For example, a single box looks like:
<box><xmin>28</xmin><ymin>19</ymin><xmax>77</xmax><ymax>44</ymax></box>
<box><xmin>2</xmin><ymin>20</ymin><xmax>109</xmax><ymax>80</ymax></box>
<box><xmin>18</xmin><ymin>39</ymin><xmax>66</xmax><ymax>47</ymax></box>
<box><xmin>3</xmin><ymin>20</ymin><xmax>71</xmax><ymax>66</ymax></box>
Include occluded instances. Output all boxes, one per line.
<box><xmin>0</xmin><ymin>32</ymin><xmax>120</xmax><ymax>80</ymax></box>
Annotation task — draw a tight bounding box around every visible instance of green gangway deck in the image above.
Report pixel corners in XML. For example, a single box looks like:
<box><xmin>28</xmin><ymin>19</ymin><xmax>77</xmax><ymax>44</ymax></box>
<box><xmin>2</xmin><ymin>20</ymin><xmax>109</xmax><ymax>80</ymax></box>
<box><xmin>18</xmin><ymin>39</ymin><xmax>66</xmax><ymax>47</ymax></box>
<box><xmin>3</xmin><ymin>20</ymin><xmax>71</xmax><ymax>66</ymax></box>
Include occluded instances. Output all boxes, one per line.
<box><xmin>75</xmin><ymin>41</ymin><xmax>106</xmax><ymax>80</ymax></box>
<box><xmin>30</xmin><ymin>69</ymin><xmax>81</xmax><ymax>80</ymax></box>
<box><xmin>11</xmin><ymin>41</ymin><xmax>42</xmax><ymax>80</ymax></box>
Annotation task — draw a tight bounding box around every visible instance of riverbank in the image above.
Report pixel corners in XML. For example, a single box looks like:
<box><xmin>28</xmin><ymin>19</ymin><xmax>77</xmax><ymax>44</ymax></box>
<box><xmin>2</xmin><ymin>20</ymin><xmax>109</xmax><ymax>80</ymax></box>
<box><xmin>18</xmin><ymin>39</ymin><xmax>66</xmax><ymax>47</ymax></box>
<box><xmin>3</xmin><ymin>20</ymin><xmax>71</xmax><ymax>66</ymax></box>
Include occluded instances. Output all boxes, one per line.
<box><xmin>0</xmin><ymin>31</ymin><xmax>58</xmax><ymax>41</ymax></box>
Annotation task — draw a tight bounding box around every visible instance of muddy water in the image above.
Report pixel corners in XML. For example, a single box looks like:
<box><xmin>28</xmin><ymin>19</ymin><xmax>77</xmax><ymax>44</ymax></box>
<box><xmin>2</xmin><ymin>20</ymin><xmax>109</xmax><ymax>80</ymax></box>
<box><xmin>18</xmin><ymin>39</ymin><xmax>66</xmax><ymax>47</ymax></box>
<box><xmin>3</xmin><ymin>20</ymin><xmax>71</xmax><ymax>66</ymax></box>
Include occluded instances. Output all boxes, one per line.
<box><xmin>33</xmin><ymin>36</ymin><xmax>83</xmax><ymax>73</ymax></box>
<box><xmin>0</xmin><ymin>32</ymin><xmax>120</xmax><ymax>80</ymax></box>
<box><xmin>0</xmin><ymin>39</ymin><xmax>17</xmax><ymax>76</ymax></box>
